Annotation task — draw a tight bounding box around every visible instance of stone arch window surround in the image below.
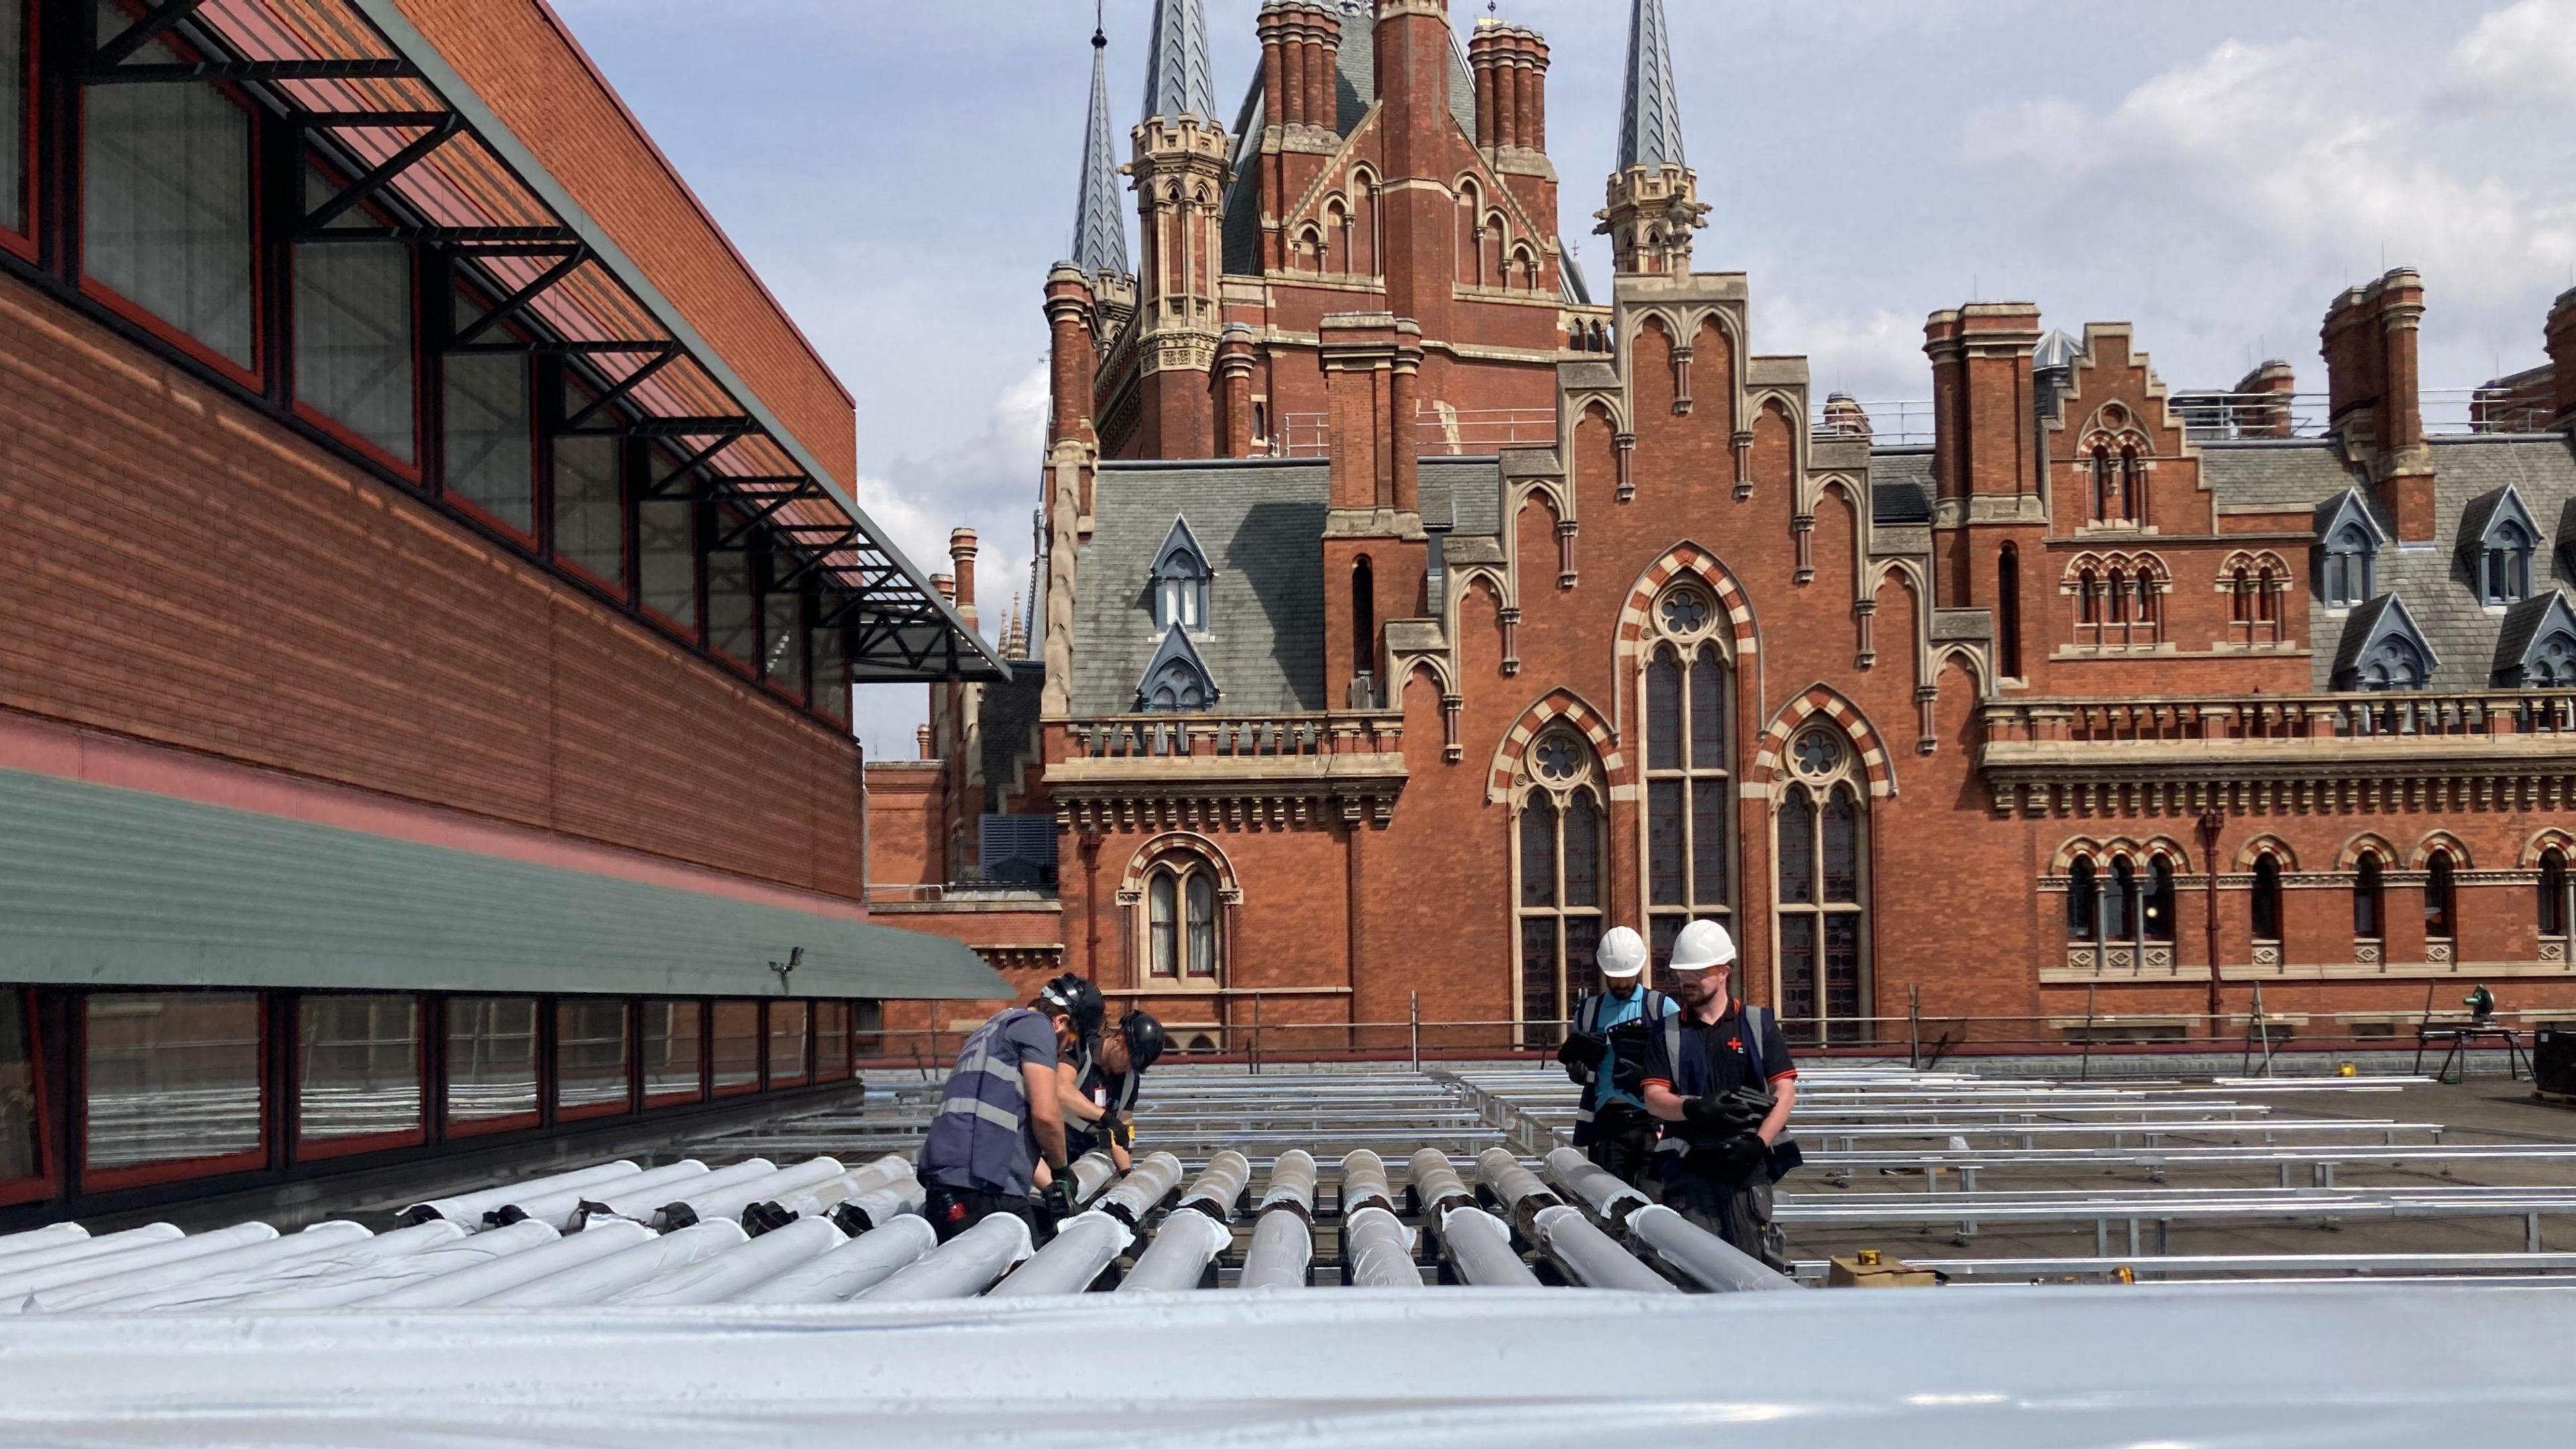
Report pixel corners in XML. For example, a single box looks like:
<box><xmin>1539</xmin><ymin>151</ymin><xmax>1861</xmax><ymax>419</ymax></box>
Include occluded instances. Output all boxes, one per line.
<box><xmin>1511</xmin><ymin>727</ymin><xmax>1607</xmax><ymax>1050</ymax></box>
<box><xmin>1772</xmin><ymin>721</ymin><xmax>1870</xmax><ymax>1045</ymax></box>
<box><xmin>1637</xmin><ymin>574</ymin><xmax>1735</xmax><ymax>970</ymax></box>
<box><xmin>2080</xmin><ymin>404</ymin><xmax>2155</xmax><ymax>528</ymax></box>
<box><xmin>1116</xmin><ymin>833</ymin><xmax>1239</xmax><ymax>994</ymax></box>
<box><xmin>2059</xmin><ymin>837</ymin><xmax>2183</xmax><ymax>975</ymax></box>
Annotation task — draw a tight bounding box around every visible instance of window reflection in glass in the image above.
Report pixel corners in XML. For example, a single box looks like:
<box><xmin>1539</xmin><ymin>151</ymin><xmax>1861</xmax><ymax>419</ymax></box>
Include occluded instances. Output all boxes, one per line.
<box><xmin>445</xmin><ymin>997</ymin><xmax>537</xmax><ymax>1126</ymax></box>
<box><xmin>85</xmin><ymin>993</ymin><xmax>262</xmax><ymax>1172</ymax></box>
<box><xmin>297</xmin><ymin>995</ymin><xmax>420</xmax><ymax>1145</ymax></box>
<box><xmin>1</xmin><ymin>993</ymin><xmax>37</xmax><ymax>1184</ymax></box>
<box><xmin>643</xmin><ymin>1000</ymin><xmax>703</xmax><ymax>1102</ymax></box>
<box><xmin>554</xmin><ymin>999</ymin><xmax>629</xmax><ymax>1114</ymax></box>
<box><xmin>768</xmin><ymin>1000</ymin><xmax>810</xmax><ymax>1087</ymax></box>
<box><xmin>711</xmin><ymin>1000</ymin><xmax>760</xmax><ymax>1093</ymax></box>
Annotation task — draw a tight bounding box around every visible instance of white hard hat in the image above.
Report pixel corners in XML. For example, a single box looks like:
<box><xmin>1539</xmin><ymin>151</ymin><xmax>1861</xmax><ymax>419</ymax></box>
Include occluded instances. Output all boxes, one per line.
<box><xmin>1668</xmin><ymin>919</ymin><xmax>1737</xmax><ymax>972</ymax></box>
<box><xmin>1596</xmin><ymin>926</ymin><xmax>1648</xmax><ymax>980</ymax></box>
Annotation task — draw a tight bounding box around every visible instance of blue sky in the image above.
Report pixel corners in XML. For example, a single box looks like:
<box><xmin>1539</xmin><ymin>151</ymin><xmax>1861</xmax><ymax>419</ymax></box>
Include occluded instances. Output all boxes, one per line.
<box><xmin>554</xmin><ymin>0</ymin><xmax>2576</xmax><ymax>761</ymax></box>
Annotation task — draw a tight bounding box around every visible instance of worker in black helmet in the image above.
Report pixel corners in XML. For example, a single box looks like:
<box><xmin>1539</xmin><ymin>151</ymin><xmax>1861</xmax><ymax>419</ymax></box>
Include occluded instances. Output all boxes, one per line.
<box><xmin>916</xmin><ymin>981</ymin><xmax>1086</xmax><ymax>1243</ymax></box>
<box><xmin>1063</xmin><ymin>1010</ymin><xmax>1165</xmax><ymax>1171</ymax></box>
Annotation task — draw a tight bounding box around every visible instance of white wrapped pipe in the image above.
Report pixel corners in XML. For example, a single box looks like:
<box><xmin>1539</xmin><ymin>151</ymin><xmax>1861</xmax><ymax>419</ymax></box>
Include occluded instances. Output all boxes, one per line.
<box><xmin>604</xmin><ymin>1217</ymin><xmax>844</xmax><ymax>1306</ymax></box>
<box><xmin>859</xmin><ymin>1213</ymin><xmax>1030</xmax><ymax>1302</ymax></box>
<box><xmin>1067</xmin><ymin>1150</ymin><xmax>1118</xmax><ymax>1205</ymax></box>
<box><xmin>1236</xmin><ymin>1210</ymin><xmax>1311</xmax><ymax>1290</ymax></box>
<box><xmin>1407</xmin><ymin>1148</ymin><xmax>1472</xmax><ymax>1218</ymax></box>
<box><xmin>830</xmin><ymin>1180</ymin><xmax>926</xmax><ymax>1236</ymax></box>
<box><xmin>1438</xmin><ymin>1207</ymin><xmax>1540</xmax><ymax>1288</ymax></box>
<box><xmin>652</xmin><ymin>1157</ymin><xmax>845</xmax><ymax>1231</ymax></box>
<box><xmin>987</xmin><ymin>1212</ymin><xmax>1132</xmax><ymax>1298</ymax></box>
<box><xmin>1255</xmin><ymin>1150</ymin><xmax>1318</xmax><ymax>1220</ymax></box>
<box><xmin>1542</xmin><ymin>1147</ymin><xmax>1652</xmax><ymax>1228</ymax></box>
<box><xmin>1117</xmin><ymin>1207</ymin><xmax>1230</xmax><ymax>1293</ymax></box>
<box><xmin>0</xmin><ymin>1224</ymin><xmax>87</xmax><ymax>1263</ymax></box>
<box><xmin>1623</xmin><ymin>1203</ymin><xmax>1796</xmax><ymax>1293</ymax></box>
<box><xmin>124</xmin><ymin>1221</ymin><xmax>468</xmax><ymax>1312</ymax></box>
<box><xmin>732</xmin><ymin>1216</ymin><xmax>936</xmax><ymax>1304</ymax></box>
<box><xmin>480</xmin><ymin>1221</ymin><xmax>748</xmax><ymax>1308</ymax></box>
<box><xmin>590</xmin><ymin>1159</ymin><xmax>771</xmax><ymax>1226</ymax></box>
<box><xmin>746</xmin><ymin>1157</ymin><xmax>915</xmax><ymax>1234</ymax></box>
<box><xmin>1475</xmin><ymin>1148</ymin><xmax>1563</xmax><ymax>1239</ymax></box>
<box><xmin>360</xmin><ymin>1220</ymin><xmax>654</xmax><ymax>1307</ymax></box>
<box><xmin>1532</xmin><ymin>1204</ymin><xmax>1677</xmax><ymax>1293</ymax></box>
<box><xmin>0</xmin><ymin>1223</ymin><xmax>183</xmax><ymax>1278</ymax></box>
<box><xmin>1338</xmin><ymin>1150</ymin><xmax>1397</xmax><ymax>1218</ymax></box>
<box><xmin>1093</xmin><ymin>1151</ymin><xmax>1185</xmax><ymax>1226</ymax></box>
<box><xmin>222</xmin><ymin>1220</ymin><xmax>560</xmax><ymax>1310</ymax></box>
<box><xmin>1176</xmin><ymin>1150</ymin><xmax>1250</xmax><ymax>1220</ymax></box>
<box><xmin>1341</xmin><ymin>1205</ymin><xmax>1423</xmax><ymax>1289</ymax></box>
<box><xmin>0</xmin><ymin>1222</ymin><xmax>269</xmax><ymax>1303</ymax></box>
<box><xmin>25</xmin><ymin>1222</ymin><xmax>372</xmax><ymax>1313</ymax></box>
<box><xmin>494</xmin><ymin>1159</ymin><xmax>708</xmax><ymax>1230</ymax></box>
<box><xmin>402</xmin><ymin>1160</ymin><xmax>641</xmax><ymax>1228</ymax></box>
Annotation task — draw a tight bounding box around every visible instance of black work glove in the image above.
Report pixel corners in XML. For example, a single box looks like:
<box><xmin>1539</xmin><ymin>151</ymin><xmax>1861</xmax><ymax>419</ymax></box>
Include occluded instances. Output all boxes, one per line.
<box><xmin>1554</xmin><ymin>1031</ymin><xmax>1604</xmax><ymax>1071</ymax></box>
<box><xmin>1682</xmin><ymin>1093</ymin><xmax>1764</xmax><ymax>1136</ymax></box>
<box><xmin>1609</xmin><ymin>1055</ymin><xmax>1647</xmax><ymax>1095</ymax></box>
<box><xmin>1039</xmin><ymin>1175</ymin><xmax>1079</xmax><ymax>1222</ymax></box>
<box><xmin>1686</xmin><ymin>1132</ymin><xmax>1768</xmax><ymax>1185</ymax></box>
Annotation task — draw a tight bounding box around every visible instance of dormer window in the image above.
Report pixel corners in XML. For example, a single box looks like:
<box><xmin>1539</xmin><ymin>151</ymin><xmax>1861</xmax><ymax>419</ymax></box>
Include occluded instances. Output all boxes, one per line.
<box><xmin>2462</xmin><ymin>484</ymin><xmax>2542</xmax><ymax>608</ymax></box>
<box><xmin>2483</xmin><ymin>519</ymin><xmax>2535</xmax><ymax>605</ymax></box>
<box><xmin>2494</xmin><ymin>593</ymin><xmax>2576</xmax><ymax>688</ymax></box>
<box><xmin>2332</xmin><ymin>594</ymin><xmax>2434</xmax><ymax>693</ymax></box>
<box><xmin>1134</xmin><ymin>624</ymin><xmax>1218</xmax><ymax>714</ymax></box>
<box><xmin>2314</xmin><ymin>489</ymin><xmax>2384</xmax><ymax>610</ymax></box>
<box><xmin>2322</xmin><ymin>525</ymin><xmax>2374</xmax><ymax>607</ymax></box>
<box><xmin>1150</xmin><ymin>517</ymin><xmax>1212</xmax><ymax>633</ymax></box>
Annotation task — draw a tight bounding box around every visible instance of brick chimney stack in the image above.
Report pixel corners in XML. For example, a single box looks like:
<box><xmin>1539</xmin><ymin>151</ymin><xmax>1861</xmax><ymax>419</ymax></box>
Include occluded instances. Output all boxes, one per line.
<box><xmin>2548</xmin><ymin>286</ymin><xmax>2576</xmax><ymax>431</ymax></box>
<box><xmin>1215</xmin><ymin>324</ymin><xmax>1258</xmax><ymax>458</ymax></box>
<box><xmin>1044</xmin><ymin>264</ymin><xmax>1099</xmax><ymax>451</ymax></box>
<box><xmin>2232</xmin><ymin>359</ymin><xmax>2297</xmax><ymax>440</ymax></box>
<box><xmin>948</xmin><ymin>528</ymin><xmax>979</xmax><ymax>627</ymax></box>
<box><xmin>2321</xmin><ymin>269</ymin><xmax>2434</xmax><ymax>541</ymax></box>
<box><xmin>1318</xmin><ymin>311</ymin><xmax>1429</xmax><ymax>708</ymax></box>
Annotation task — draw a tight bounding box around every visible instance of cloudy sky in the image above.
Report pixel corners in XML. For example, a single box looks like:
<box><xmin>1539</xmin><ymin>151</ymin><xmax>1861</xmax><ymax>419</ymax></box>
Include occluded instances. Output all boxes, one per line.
<box><xmin>553</xmin><ymin>0</ymin><xmax>2576</xmax><ymax>761</ymax></box>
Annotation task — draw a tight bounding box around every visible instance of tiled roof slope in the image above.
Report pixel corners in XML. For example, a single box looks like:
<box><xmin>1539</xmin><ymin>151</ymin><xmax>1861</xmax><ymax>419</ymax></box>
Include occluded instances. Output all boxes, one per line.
<box><xmin>1867</xmin><ymin>449</ymin><xmax>1934</xmax><ymax>524</ymax></box>
<box><xmin>1072</xmin><ymin>455</ymin><xmax>1502</xmax><ymax>716</ymax></box>
<box><xmin>2202</xmin><ymin>436</ymin><xmax>2576</xmax><ymax>690</ymax></box>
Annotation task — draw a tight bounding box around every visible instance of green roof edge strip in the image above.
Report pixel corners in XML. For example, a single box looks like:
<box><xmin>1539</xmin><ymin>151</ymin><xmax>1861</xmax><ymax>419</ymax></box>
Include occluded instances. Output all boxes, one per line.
<box><xmin>343</xmin><ymin>0</ymin><xmax>1006</xmax><ymax>681</ymax></box>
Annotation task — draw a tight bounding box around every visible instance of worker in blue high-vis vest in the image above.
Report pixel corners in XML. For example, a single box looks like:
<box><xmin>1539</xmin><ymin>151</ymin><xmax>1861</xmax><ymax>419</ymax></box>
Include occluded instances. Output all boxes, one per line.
<box><xmin>1552</xmin><ymin>926</ymin><xmax>1675</xmax><ymax>1187</ymax></box>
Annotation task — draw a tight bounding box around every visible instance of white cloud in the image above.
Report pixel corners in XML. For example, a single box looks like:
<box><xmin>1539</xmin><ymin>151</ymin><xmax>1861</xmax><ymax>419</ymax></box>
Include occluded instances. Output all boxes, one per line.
<box><xmin>2448</xmin><ymin>0</ymin><xmax>2576</xmax><ymax>109</ymax></box>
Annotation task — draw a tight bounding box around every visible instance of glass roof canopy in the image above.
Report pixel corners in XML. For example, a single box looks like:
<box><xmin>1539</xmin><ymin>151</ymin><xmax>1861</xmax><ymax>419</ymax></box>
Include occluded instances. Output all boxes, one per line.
<box><xmin>89</xmin><ymin>0</ymin><xmax>1005</xmax><ymax>685</ymax></box>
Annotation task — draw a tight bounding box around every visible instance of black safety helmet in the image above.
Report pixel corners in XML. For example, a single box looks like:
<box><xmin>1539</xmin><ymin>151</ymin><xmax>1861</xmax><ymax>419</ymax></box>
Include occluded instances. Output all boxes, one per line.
<box><xmin>1036</xmin><ymin>972</ymin><xmax>1105</xmax><ymax>1043</ymax></box>
<box><xmin>1120</xmin><ymin>1010</ymin><xmax>1168</xmax><ymax>1073</ymax></box>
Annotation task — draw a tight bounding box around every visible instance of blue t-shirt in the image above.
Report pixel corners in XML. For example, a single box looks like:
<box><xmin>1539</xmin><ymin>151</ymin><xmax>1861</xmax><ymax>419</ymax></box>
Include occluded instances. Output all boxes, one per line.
<box><xmin>1583</xmin><ymin>987</ymin><xmax>1667</xmax><ymax>1110</ymax></box>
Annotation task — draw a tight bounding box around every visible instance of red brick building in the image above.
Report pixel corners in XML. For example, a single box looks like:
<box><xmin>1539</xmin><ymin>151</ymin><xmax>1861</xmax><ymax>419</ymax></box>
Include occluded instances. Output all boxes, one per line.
<box><xmin>874</xmin><ymin>0</ymin><xmax>2576</xmax><ymax>1055</ymax></box>
<box><xmin>0</xmin><ymin>0</ymin><xmax>1003</xmax><ymax>1226</ymax></box>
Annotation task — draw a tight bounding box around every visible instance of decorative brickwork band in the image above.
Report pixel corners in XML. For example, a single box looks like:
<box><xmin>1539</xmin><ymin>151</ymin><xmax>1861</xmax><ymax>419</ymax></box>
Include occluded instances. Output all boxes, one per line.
<box><xmin>1487</xmin><ymin>688</ymin><xmax>1625</xmax><ymax>803</ymax></box>
<box><xmin>1753</xmin><ymin>686</ymin><xmax>1898</xmax><ymax>799</ymax></box>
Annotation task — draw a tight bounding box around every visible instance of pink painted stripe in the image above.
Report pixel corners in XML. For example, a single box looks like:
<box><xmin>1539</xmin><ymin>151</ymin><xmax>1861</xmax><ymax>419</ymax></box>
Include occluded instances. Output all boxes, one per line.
<box><xmin>0</xmin><ymin>709</ymin><xmax>869</xmax><ymax>924</ymax></box>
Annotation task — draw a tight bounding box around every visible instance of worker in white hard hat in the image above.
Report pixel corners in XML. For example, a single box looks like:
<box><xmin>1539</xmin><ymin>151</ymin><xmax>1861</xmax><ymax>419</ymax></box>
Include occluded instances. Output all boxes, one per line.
<box><xmin>1614</xmin><ymin>919</ymin><xmax>1800</xmax><ymax>1267</ymax></box>
<box><xmin>1552</xmin><ymin>925</ymin><xmax>1676</xmax><ymax>1187</ymax></box>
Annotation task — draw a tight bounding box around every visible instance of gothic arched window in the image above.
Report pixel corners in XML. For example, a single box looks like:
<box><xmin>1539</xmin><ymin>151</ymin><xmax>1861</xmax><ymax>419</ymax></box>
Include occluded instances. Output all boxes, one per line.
<box><xmin>2424</xmin><ymin>850</ymin><xmax>2457</xmax><ymax>942</ymax></box>
<box><xmin>2353</xmin><ymin>852</ymin><xmax>2385</xmax><ymax>941</ymax></box>
<box><xmin>2483</xmin><ymin>519</ymin><xmax>2535</xmax><ymax>605</ymax></box>
<box><xmin>1514</xmin><ymin>729</ymin><xmax>1605</xmax><ymax>1049</ymax></box>
<box><xmin>1640</xmin><ymin>582</ymin><xmax>1733</xmax><ymax>968</ymax></box>
<box><xmin>2068</xmin><ymin>855</ymin><xmax>2100</xmax><ymax>943</ymax></box>
<box><xmin>2542</xmin><ymin>847</ymin><xmax>2570</xmax><ymax>939</ymax></box>
<box><xmin>2251</xmin><ymin>852</ymin><xmax>2284</xmax><ymax>943</ymax></box>
<box><xmin>1142</xmin><ymin>653</ymin><xmax>1212</xmax><ymax>711</ymax></box>
<box><xmin>2357</xmin><ymin>634</ymin><xmax>2426</xmax><ymax>692</ymax></box>
<box><xmin>1776</xmin><ymin>725</ymin><xmax>1868</xmax><ymax>1044</ymax></box>
<box><xmin>2530</xmin><ymin>629</ymin><xmax>2576</xmax><ymax>687</ymax></box>
<box><xmin>1141</xmin><ymin>853</ymin><xmax>1225</xmax><ymax>985</ymax></box>
<box><xmin>1150</xmin><ymin>519</ymin><xmax>1212</xmax><ymax>633</ymax></box>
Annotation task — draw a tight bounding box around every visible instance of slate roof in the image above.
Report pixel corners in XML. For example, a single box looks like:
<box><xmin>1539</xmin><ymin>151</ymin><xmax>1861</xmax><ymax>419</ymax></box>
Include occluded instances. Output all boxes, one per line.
<box><xmin>1142</xmin><ymin>0</ymin><xmax>1218</xmax><ymax>124</ymax></box>
<box><xmin>1071</xmin><ymin>36</ymin><xmax>1131</xmax><ymax>280</ymax></box>
<box><xmin>1615</xmin><ymin>0</ymin><xmax>1686</xmax><ymax>171</ymax></box>
<box><xmin>2202</xmin><ymin>435</ymin><xmax>2576</xmax><ymax>690</ymax></box>
<box><xmin>1868</xmin><ymin>448</ymin><xmax>1934</xmax><ymax>524</ymax></box>
<box><xmin>1072</xmin><ymin>455</ymin><xmax>1501</xmax><ymax>716</ymax></box>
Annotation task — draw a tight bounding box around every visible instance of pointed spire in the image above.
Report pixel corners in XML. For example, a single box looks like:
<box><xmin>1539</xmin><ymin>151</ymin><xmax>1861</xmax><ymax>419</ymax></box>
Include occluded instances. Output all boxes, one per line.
<box><xmin>1616</xmin><ymin>0</ymin><xmax>1685</xmax><ymax>172</ymax></box>
<box><xmin>1071</xmin><ymin>16</ymin><xmax>1130</xmax><ymax>280</ymax></box>
<box><xmin>1140</xmin><ymin>0</ymin><xmax>1216</xmax><ymax>124</ymax></box>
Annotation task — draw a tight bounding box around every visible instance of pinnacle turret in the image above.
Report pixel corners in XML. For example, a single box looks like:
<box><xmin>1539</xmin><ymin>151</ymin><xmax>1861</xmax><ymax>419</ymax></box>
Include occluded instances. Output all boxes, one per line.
<box><xmin>1141</xmin><ymin>0</ymin><xmax>1216</xmax><ymax>124</ymax></box>
<box><xmin>1071</xmin><ymin>25</ymin><xmax>1129</xmax><ymax>280</ymax></box>
<box><xmin>1615</xmin><ymin>0</ymin><xmax>1685</xmax><ymax>172</ymax></box>
<box><xmin>1598</xmin><ymin>0</ymin><xmax>1704</xmax><ymax>274</ymax></box>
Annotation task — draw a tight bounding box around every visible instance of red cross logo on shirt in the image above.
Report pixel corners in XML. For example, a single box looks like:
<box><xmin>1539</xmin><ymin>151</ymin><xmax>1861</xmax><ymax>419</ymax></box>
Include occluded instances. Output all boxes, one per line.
<box><xmin>1726</xmin><ymin>1036</ymin><xmax>1743</xmax><ymax>1053</ymax></box>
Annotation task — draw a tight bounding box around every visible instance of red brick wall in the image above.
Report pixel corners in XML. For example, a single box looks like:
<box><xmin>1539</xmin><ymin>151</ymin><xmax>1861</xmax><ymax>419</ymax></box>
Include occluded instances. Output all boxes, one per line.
<box><xmin>394</xmin><ymin>0</ymin><xmax>859</xmax><ymax>489</ymax></box>
<box><xmin>0</xmin><ymin>277</ymin><xmax>865</xmax><ymax>898</ymax></box>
